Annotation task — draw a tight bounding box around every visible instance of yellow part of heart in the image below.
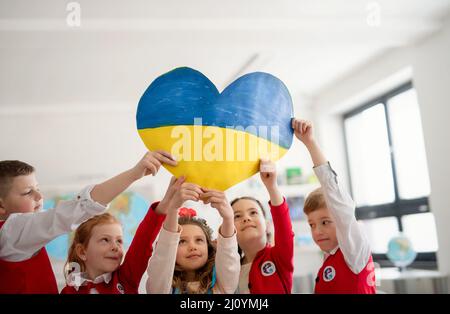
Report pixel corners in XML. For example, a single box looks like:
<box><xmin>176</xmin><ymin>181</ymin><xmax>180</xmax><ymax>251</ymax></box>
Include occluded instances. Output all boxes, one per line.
<box><xmin>138</xmin><ymin>125</ymin><xmax>288</xmax><ymax>191</ymax></box>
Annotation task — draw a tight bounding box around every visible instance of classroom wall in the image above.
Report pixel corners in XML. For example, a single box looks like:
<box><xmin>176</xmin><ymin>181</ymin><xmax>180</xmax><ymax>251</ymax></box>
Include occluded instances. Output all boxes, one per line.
<box><xmin>412</xmin><ymin>18</ymin><xmax>450</xmax><ymax>278</ymax></box>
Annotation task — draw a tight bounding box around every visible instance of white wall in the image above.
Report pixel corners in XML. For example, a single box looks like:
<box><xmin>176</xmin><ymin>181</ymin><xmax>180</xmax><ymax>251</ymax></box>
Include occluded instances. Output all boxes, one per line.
<box><xmin>413</xmin><ymin>19</ymin><xmax>450</xmax><ymax>277</ymax></box>
<box><xmin>313</xmin><ymin>16</ymin><xmax>450</xmax><ymax>281</ymax></box>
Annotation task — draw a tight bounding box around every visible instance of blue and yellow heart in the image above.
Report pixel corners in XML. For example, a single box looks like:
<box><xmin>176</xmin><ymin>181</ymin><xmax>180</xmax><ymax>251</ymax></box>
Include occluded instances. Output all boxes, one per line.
<box><xmin>136</xmin><ymin>67</ymin><xmax>293</xmax><ymax>191</ymax></box>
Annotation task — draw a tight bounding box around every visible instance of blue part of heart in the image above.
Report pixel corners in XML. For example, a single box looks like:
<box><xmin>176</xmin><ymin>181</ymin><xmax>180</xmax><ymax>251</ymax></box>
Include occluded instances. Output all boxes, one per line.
<box><xmin>137</xmin><ymin>67</ymin><xmax>294</xmax><ymax>149</ymax></box>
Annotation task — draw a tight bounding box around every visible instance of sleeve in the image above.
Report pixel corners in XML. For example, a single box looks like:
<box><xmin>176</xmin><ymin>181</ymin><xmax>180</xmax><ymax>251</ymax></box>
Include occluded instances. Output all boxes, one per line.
<box><xmin>0</xmin><ymin>185</ymin><xmax>107</xmax><ymax>262</ymax></box>
<box><xmin>313</xmin><ymin>162</ymin><xmax>372</xmax><ymax>274</ymax></box>
<box><xmin>269</xmin><ymin>198</ymin><xmax>295</xmax><ymax>292</ymax></box>
<box><xmin>146</xmin><ymin>225</ymin><xmax>181</xmax><ymax>294</ymax></box>
<box><xmin>213</xmin><ymin>230</ymin><xmax>240</xmax><ymax>294</ymax></box>
<box><xmin>117</xmin><ymin>201</ymin><xmax>166</xmax><ymax>291</ymax></box>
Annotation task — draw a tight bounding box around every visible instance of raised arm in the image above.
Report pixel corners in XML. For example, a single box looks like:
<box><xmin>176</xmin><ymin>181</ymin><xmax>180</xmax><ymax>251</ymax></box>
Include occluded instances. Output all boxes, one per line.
<box><xmin>146</xmin><ymin>225</ymin><xmax>181</xmax><ymax>294</ymax></box>
<box><xmin>0</xmin><ymin>150</ymin><xmax>176</xmax><ymax>262</ymax></box>
<box><xmin>293</xmin><ymin>118</ymin><xmax>371</xmax><ymax>274</ymax></box>
<box><xmin>91</xmin><ymin>150</ymin><xmax>176</xmax><ymax>206</ymax></box>
<box><xmin>259</xmin><ymin>159</ymin><xmax>294</xmax><ymax>292</ymax></box>
<box><xmin>201</xmin><ymin>189</ymin><xmax>240</xmax><ymax>293</ymax></box>
<box><xmin>146</xmin><ymin>177</ymin><xmax>203</xmax><ymax>293</ymax></box>
<box><xmin>212</xmin><ymin>231</ymin><xmax>240</xmax><ymax>294</ymax></box>
<box><xmin>0</xmin><ymin>185</ymin><xmax>106</xmax><ymax>261</ymax></box>
<box><xmin>117</xmin><ymin>202</ymin><xmax>166</xmax><ymax>291</ymax></box>
<box><xmin>260</xmin><ymin>158</ymin><xmax>294</xmax><ymax>252</ymax></box>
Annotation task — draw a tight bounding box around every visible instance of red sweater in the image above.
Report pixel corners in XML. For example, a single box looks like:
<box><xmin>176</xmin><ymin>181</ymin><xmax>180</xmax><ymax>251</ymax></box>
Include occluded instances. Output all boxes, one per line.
<box><xmin>315</xmin><ymin>248</ymin><xmax>376</xmax><ymax>294</ymax></box>
<box><xmin>61</xmin><ymin>204</ymin><xmax>165</xmax><ymax>294</ymax></box>
<box><xmin>248</xmin><ymin>198</ymin><xmax>294</xmax><ymax>294</ymax></box>
<box><xmin>0</xmin><ymin>220</ymin><xmax>58</xmax><ymax>294</ymax></box>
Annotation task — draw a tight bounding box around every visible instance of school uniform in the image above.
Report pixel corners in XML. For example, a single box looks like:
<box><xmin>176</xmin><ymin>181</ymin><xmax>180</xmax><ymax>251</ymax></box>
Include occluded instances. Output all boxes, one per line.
<box><xmin>313</xmin><ymin>162</ymin><xmax>376</xmax><ymax>294</ymax></box>
<box><xmin>0</xmin><ymin>220</ymin><xmax>57</xmax><ymax>293</ymax></box>
<box><xmin>0</xmin><ymin>185</ymin><xmax>107</xmax><ymax>294</ymax></box>
<box><xmin>61</xmin><ymin>203</ymin><xmax>165</xmax><ymax>294</ymax></box>
<box><xmin>238</xmin><ymin>198</ymin><xmax>294</xmax><ymax>294</ymax></box>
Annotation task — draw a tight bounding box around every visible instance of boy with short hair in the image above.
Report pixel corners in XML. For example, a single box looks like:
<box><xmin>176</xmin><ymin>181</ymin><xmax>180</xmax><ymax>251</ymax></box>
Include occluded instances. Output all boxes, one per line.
<box><xmin>292</xmin><ymin>118</ymin><xmax>376</xmax><ymax>294</ymax></box>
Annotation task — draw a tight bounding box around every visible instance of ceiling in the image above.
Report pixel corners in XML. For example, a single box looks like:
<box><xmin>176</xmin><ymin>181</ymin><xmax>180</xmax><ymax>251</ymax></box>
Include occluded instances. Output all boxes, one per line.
<box><xmin>1</xmin><ymin>0</ymin><xmax>450</xmax><ymax>109</ymax></box>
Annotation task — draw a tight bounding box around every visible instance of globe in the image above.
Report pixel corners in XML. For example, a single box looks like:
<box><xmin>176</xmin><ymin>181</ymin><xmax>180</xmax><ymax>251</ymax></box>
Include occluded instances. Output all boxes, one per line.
<box><xmin>387</xmin><ymin>234</ymin><xmax>417</xmax><ymax>268</ymax></box>
<box><xmin>44</xmin><ymin>191</ymin><xmax>150</xmax><ymax>261</ymax></box>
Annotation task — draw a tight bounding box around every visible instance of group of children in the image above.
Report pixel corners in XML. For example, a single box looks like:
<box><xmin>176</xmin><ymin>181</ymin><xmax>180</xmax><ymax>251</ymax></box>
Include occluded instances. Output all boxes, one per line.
<box><xmin>0</xmin><ymin>119</ymin><xmax>376</xmax><ymax>294</ymax></box>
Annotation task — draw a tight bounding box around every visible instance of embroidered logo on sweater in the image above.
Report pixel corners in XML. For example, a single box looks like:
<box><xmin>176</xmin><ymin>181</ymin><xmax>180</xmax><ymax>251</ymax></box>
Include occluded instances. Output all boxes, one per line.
<box><xmin>323</xmin><ymin>266</ymin><xmax>336</xmax><ymax>282</ymax></box>
<box><xmin>117</xmin><ymin>283</ymin><xmax>125</xmax><ymax>294</ymax></box>
<box><xmin>261</xmin><ymin>261</ymin><xmax>276</xmax><ymax>276</ymax></box>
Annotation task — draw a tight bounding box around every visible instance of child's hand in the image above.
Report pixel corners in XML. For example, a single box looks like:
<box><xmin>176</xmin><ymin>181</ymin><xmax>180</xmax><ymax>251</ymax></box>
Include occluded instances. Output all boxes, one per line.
<box><xmin>292</xmin><ymin>118</ymin><xmax>315</xmax><ymax>146</ymax></box>
<box><xmin>260</xmin><ymin>159</ymin><xmax>284</xmax><ymax>206</ymax></box>
<box><xmin>292</xmin><ymin>118</ymin><xmax>327</xmax><ymax>167</ymax></box>
<box><xmin>171</xmin><ymin>181</ymin><xmax>203</xmax><ymax>210</ymax></box>
<box><xmin>158</xmin><ymin>176</ymin><xmax>203</xmax><ymax>215</ymax></box>
<box><xmin>156</xmin><ymin>176</ymin><xmax>184</xmax><ymax>214</ymax></box>
<box><xmin>131</xmin><ymin>150</ymin><xmax>177</xmax><ymax>180</ymax></box>
<box><xmin>201</xmin><ymin>188</ymin><xmax>235</xmax><ymax>237</ymax></box>
<box><xmin>200</xmin><ymin>189</ymin><xmax>234</xmax><ymax>221</ymax></box>
<box><xmin>259</xmin><ymin>159</ymin><xmax>277</xmax><ymax>190</ymax></box>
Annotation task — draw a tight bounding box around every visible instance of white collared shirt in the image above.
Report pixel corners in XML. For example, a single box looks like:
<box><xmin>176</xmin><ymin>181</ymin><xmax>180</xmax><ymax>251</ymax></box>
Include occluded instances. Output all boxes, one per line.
<box><xmin>0</xmin><ymin>185</ymin><xmax>107</xmax><ymax>262</ymax></box>
<box><xmin>323</xmin><ymin>246</ymin><xmax>340</xmax><ymax>260</ymax></box>
<box><xmin>67</xmin><ymin>272</ymin><xmax>112</xmax><ymax>292</ymax></box>
<box><xmin>314</xmin><ymin>163</ymin><xmax>372</xmax><ymax>274</ymax></box>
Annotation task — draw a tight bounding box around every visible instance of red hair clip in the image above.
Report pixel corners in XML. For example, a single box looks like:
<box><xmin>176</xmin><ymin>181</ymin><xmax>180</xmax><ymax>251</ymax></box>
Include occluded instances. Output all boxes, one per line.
<box><xmin>178</xmin><ymin>207</ymin><xmax>197</xmax><ymax>218</ymax></box>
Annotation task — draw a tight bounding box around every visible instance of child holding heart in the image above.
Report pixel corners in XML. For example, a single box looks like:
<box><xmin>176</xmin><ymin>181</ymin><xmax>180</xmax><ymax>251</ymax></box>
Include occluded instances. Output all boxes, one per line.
<box><xmin>146</xmin><ymin>177</ymin><xmax>240</xmax><ymax>294</ymax></box>
<box><xmin>228</xmin><ymin>159</ymin><xmax>294</xmax><ymax>294</ymax></box>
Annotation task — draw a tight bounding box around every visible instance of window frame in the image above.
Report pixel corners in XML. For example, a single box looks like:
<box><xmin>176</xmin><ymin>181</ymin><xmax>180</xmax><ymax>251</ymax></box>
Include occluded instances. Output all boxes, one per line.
<box><xmin>342</xmin><ymin>81</ymin><xmax>437</xmax><ymax>269</ymax></box>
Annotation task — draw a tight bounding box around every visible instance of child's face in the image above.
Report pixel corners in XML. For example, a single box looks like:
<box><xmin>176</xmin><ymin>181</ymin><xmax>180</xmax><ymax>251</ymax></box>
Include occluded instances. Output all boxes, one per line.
<box><xmin>307</xmin><ymin>207</ymin><xmax>338</xmax><ymax>252</ymax></box>
<box><xmin>176</xmin><ymin>224</ymin><xmax>208</xmax><ymax>272</ymax></box>
<box><xmin>0</xmin><ymin>173</ymin><xmax>43</xmax><ymax>217</ymax></box>
<box><xmin>232</xmin><ymin>199</ymin><xmax>267</xmax><ymax>246</ymax></box>
<box><xmin>77</xmin><ymin>223</ymin><xmax>124</xmax><ymax>279</ymax></box>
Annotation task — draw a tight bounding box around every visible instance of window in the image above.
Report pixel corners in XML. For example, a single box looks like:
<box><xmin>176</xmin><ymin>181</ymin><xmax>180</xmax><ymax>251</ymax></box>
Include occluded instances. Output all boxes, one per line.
<box><xmin>345</xmin><ymin>104</ymin><xmax>395</xmax><ymax>206</ymax></box>
<box><xmin>343</xmin><ymin>82</ymin><xmax>437</xmax><ymax>268</ymax></box>
<box><xmin>402</xmin><ymin>213</ymin><xmax>438</xmax><ymax>253</ymax></box>
<box><xmin>360</xmin><ymin>217</ymin><xmax>399</xmax><ymax>254</ymax></box>
<box><xmin>387</xmin><ymin>89</ymin><xmax>431</xmax><ymax>200</ymax></box>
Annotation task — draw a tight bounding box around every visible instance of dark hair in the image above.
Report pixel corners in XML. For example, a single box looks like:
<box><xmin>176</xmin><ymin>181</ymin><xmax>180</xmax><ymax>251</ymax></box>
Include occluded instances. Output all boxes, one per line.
<box><xmin>172</xmin><ymin>216</ymin><xmax>216</xmax><ymax>294</ymax></box>
<box><xmin>0</xmin><ymin>160</ymin><xmax>35</xmax><ymax>197</ymax></box>
<box><xmin>231</xmin><ymin>196</ymin><xmax>267</xmax><ymax>219</ymax></box>
<box><xmin>230</xmin><ymin>196</ymin><xmax>273</xmax><ymax>263</ymax></box>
